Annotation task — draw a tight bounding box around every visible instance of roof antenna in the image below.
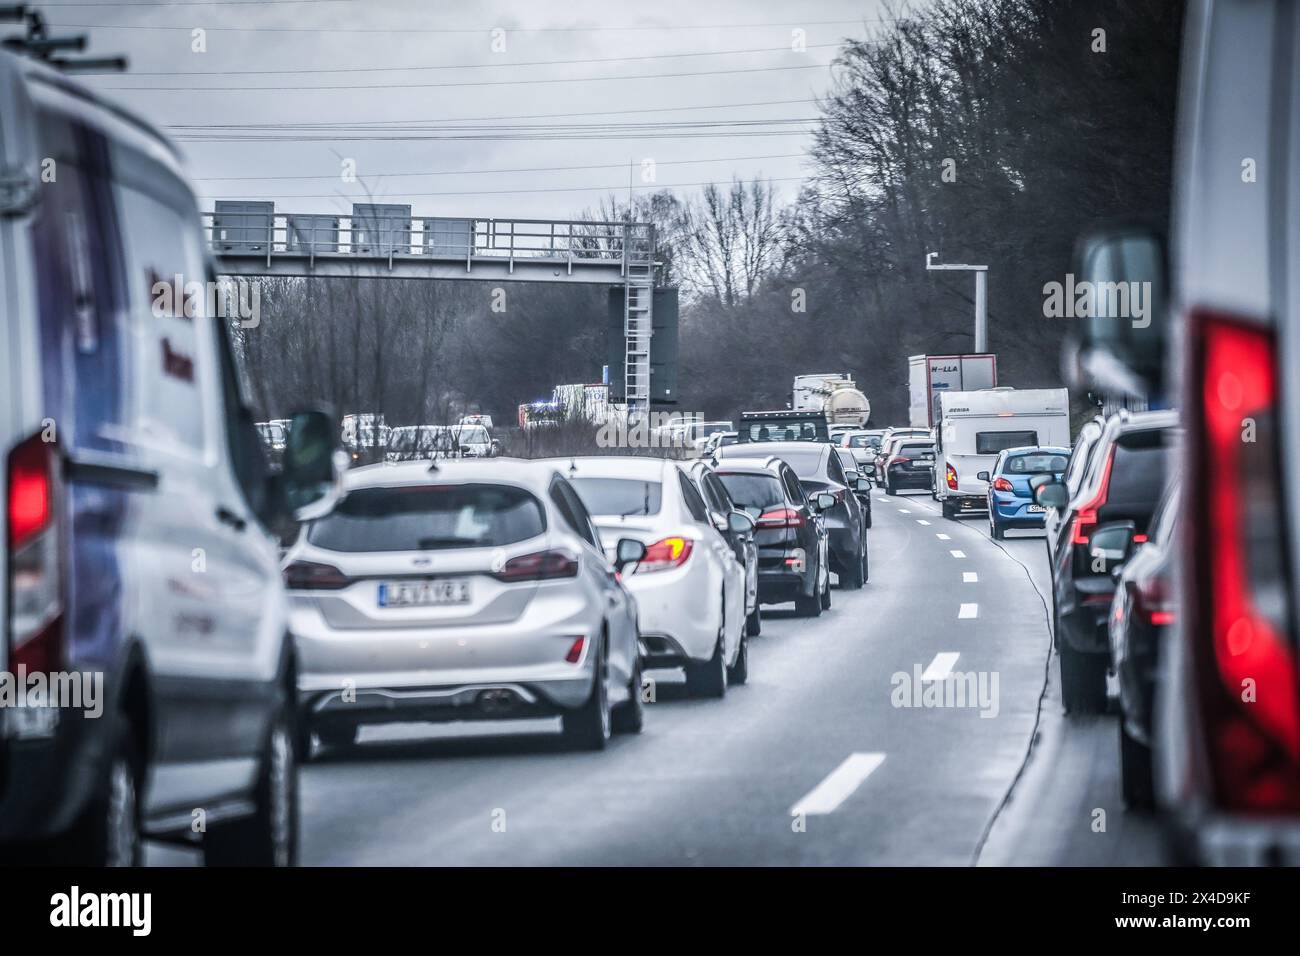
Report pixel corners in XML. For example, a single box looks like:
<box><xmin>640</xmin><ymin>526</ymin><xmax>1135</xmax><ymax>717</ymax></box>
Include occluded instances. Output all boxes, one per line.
<box><xmin>427</xmin><ymin>452</ymin><xmax>440</xmax><ymax>473</ymax></box>
<box><xmin>568</xmin><ymin>457</ymin><xmax>577</xmax><ymax>475</ymax></box>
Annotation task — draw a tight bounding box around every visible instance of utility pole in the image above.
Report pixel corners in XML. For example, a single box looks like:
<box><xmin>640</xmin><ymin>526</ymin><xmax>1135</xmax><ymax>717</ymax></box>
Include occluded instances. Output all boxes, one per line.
<box><xmin>925</xmin><ymin>252</ymin><xmax>989</xmax><ymax>352</ymax></box>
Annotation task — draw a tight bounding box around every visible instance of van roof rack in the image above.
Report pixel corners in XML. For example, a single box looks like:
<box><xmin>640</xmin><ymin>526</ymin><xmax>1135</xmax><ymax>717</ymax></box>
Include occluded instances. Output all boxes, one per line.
<box><xmin>1</xmin><ymin>5</ymin><xmax>127</xmax><ymax>72</ymax></box>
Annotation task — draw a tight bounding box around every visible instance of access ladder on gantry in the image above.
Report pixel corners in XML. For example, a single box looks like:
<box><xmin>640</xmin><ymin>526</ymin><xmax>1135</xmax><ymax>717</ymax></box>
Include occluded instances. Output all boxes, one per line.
<box><xmin>203</xmin><ymin>208</ymin><xmax>660</xmax><ymax>420</ymax></box>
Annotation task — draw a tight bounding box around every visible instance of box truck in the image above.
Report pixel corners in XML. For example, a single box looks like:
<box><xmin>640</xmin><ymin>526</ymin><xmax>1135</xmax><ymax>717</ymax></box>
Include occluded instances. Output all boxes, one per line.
<box><xmin>908</xmin><ymin>354</ymin><xmax>997</xmax><ymax>428</ymax></box>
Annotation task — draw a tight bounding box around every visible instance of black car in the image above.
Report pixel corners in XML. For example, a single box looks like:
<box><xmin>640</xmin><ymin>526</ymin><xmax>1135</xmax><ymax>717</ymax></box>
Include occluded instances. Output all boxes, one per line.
<box><xmin>1035</xmin><ymin>410</ymin><xmax>1178</xmax><ymax>713</ymax></box>
<box><xmin>719</xmin><ymin>441</ymin><xmax>867</xmax><ymax>589</ymax></box>
<box><xmin>882</xmin><ymin>439</ymin><xmax>936</xmax><ymax>494</ymax></box>
<box><xmin>714</xmin><ymin>457</ymin><xmax>834</xmax><ymax>617</ymax></box>
<box><xmin>687</xmin><ymin>459</ymin><xmax>763</xmax><ymax>637</ymax></box>
<box><xmin>1108</xmin><ymin>479</ymin><xmax>1179</xmax><ymax>809</ymax></box>
<box><xmin>834</xmin><ymin>446</ymin><xmax>873</xmax><ymax>528</ymax></box>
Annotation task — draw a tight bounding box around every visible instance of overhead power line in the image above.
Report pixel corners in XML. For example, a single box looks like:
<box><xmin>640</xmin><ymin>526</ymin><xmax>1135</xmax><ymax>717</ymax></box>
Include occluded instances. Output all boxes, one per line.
<box><xmin>95</xmin><ymin>59</ymin><xmax>837</xmax><ymax>92</ymax></box>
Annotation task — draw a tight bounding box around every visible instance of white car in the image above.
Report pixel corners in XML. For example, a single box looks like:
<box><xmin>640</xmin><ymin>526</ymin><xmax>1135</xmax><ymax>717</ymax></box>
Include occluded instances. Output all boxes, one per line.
<box><xmin>284</xmin><ymin>459</ymin><xmax>646</xmax><ymax>751</ymax></box>
<box><xmin>563</xmin><ymin>457</ymin><xmax>749</xmax><ymax>696</ymax></box>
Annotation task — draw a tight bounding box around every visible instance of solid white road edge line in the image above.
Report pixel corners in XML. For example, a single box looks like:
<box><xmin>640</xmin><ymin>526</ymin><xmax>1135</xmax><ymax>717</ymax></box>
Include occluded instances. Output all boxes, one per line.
<box><xmin>789</xmin><ymin>753</ymin><xmax>887</xmax><ymax>817</ymax></box>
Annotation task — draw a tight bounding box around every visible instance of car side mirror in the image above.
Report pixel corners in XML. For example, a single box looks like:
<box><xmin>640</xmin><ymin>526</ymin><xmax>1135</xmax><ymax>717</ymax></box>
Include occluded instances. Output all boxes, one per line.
<box><xmin>282</xmin><ymin>409</ymin><xmax>344</xmax><ymax>521</ymax></box>
<box><xmin>614</xmin><ymin>537</ymin><xmax>646</xmax><ymax>572</ymax></box>
<box><xmin>1069</xmin><ymin>226</ymin><xmax>1168</xmax><ymax>401</ymax></box>
<box><xmin>1089</xmin><ymin>520</ymin><xmax>1135</xmax><ymax>573</ymax></box>
<box><xmin>854</xmin><ymin>477</ymin><xmax>871</xmax><ymax>492</ymax></box>
<box><xmin>1034</xmin><ymin>480</ymin><xmax>1069</xmax><ymax>510</ymax></box>
<box><xmin>814</xmin><ymin>492</ymin><xmax>836</xmax><ymax>512</ymax></box>
<box><xmin>976</xmin><ymin>471</ymin><xmax>991</xmax><ymax>482</ymax></box>
<box><xmin>727</xmin><ymin>510</ymin><xmax>756</xmax><ymax>535</ymax></box>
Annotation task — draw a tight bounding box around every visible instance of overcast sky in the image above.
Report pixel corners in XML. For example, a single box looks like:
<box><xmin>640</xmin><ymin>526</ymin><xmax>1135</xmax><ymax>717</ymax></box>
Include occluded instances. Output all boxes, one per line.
<box><xmin>40</xmin><ymin>0</ymin><xmax>892</xmax><ymax>220</ymax></box>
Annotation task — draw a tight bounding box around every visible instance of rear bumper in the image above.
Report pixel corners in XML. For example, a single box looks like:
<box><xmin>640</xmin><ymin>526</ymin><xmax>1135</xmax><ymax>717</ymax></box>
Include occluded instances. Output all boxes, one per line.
<box><xmin>1177</xmin><ymin>814</ymin><xmax>1300</xmax><ymax>866</ymax></box>
<box><xmin>0</xmin><ymin>706</ymin><xmax>117</xmax><ymax>844</ymax></box>
<box><xmin>991</xmin><ymin>495</ymin><xmax>1047</xmax><ymax>525</ymax></box>
<box><xmin>888</xmin><ymin>469</ymin><xmax>933</xmax><ymax>490</ymax></box>
<box><xmin>624</xmin><ymin>563</ymin><xmax>717</xmax><ymax>662</ymax></box>
<box><xmin>757</xmin><ymin>568</ymin><xmax>814</xmax><ymax>604</ymax></box>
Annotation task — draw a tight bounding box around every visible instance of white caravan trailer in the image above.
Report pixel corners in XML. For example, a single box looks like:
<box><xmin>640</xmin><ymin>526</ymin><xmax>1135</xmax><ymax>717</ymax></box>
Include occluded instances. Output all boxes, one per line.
<box><xmin>933</xmin><ymin>387</ymin><xmax>1071</xmax><ymax>518</ymax></box>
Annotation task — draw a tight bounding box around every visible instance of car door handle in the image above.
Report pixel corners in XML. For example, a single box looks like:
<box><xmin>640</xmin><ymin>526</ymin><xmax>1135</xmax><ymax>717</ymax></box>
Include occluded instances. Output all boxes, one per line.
<box><xmin>216</xmin><ymin>506</ymin><xmax>247</xmax><ymax>532</ymax></box>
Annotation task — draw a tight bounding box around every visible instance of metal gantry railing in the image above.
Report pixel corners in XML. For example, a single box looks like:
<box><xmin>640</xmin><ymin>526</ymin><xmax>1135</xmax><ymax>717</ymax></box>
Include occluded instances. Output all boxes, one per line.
<box><xmin>203</xmin><ymin>208</ymin><xmax>655</xmax><ymax>280</ymax></box>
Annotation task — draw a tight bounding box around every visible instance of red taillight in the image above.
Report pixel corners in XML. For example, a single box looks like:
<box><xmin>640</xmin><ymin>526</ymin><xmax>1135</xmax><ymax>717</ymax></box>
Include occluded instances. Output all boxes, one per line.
<box><xmin>945</xmin><ymin>464</ymin><xmax>958</xmax><ymax>490</ymax></box>
<box><xmin>7</xmin><ymin>433</ymin><xmax>63</xmax><ymax>672</ymax></box>
<box><xmin>991</xmin><ymin>477</ymin><xmax>1014</xmax><ymax>493</ymax></box>
<box><xmin>635</xmin><ymin>536</ymin><xmax>694</xmax><ymax>573</ymax></box>
<box><xmin>283</xmin><ymin>560</ymin><xmax>351</xmax><ymax>590</ymax></box>
<box><xmin>492</xmin><ymin>549</ymin><xmax>580</xmax><ymax>583</ymax></box>
<box><xmin>1190</xmin><ymin>309</ymin><xmax>1300</xmax><ymax>811</ymax></box>
<box><xmin>1134</xmin><ymin>573</ymin><xmax>1175</xmax><ymax>628</ymax></box>
<box><xmin>1070</xmin><ymin>446</ymin><xmax>1115</xmax><ymax>545</ymax></box>
<box><xmin>756</xmin><ymin>507</ymin><xmax>804</xmax><ymax>529</ymax></box>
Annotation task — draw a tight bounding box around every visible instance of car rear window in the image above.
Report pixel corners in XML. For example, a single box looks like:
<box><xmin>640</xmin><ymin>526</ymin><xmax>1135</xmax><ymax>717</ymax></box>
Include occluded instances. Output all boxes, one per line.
<box><xmin>308</xmin><ymin>484</ymin><xmax>546</xmax><ymax>552</ymax></box>
<box><xmin>975</xmin><ymin>431</ymin><xmax>1038</xmax><ymax>454</ymax></box>
<box><xmin>1005</xmin><ymin>453</ymin><xmax>1068</xmax><ymax>474</ymax></box>
<box><xmin>897</xmin><ymin>443</ymin><xmax>934</xmax><ymax>458</ymax></box>
<box><xmin>770</xmin><ymin>447</ymin><xmax>825</xmax><ymax>475</ymax></box>
<box><xmin>717</xmin><ymin>473</ymin><xmax>785</xmax><ymax>513</ymax></box>
<box><xmin>568</xmin><ymin>478</ymin><xmax>663</xmax><ymax>517</ymax></box>
<box><xmin>1105</xmin><ymin>434</ymin><xmax>1170</xmax><ymax>510</ymax></box>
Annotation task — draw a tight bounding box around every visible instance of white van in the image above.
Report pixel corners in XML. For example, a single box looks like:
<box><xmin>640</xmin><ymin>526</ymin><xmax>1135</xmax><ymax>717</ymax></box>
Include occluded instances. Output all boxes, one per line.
<box><xmin>932</xmin><ymin>387</ymin><xmax>1071</xmax><ymax>518</ymax></box>
<box><xmin>0</xmin><ymin>42</ymin><xmax>338</xmax><ymax>864</ymax></box>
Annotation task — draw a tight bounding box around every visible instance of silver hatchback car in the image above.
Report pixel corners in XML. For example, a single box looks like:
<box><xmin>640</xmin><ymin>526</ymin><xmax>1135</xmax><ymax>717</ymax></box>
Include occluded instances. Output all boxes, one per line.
<box><xmin>283</xmin><ymin>459</ymin><xmax>646</xmax><ymax>752</ymax></box>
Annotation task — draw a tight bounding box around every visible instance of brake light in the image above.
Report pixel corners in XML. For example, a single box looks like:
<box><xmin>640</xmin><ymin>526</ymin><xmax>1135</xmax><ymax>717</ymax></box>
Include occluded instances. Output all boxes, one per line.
<box><xmin>945</xmin><ymin>464</ymin><xmax>958</xmax><ymax>490</ymax></box>
<box><xmin>7</xmin><ymin>433</ymin><xmax>64</xmax><ymax>674</ymax></box>
<box><xmin>1134</xmin><ymin>572</ymin><xmax>1175</xmax><ymax>628</ymax></box>
<box><xmin>991</xmin><ymin>477</ymin><xmax>1014</xmax><ymax>493</ymax></box>
<box><xmin>636</xmin><ymin>536</ymin><xmax>694</xmax><ymax>573</ymax></box>
<box><xmin>1070</xmin><ymin>445</ymin><xmax>1115</xmax><ymax>545</ymax></box>
<box><xmin>1190</xmin><ymin>310</ymin><xmax>1300</xmax><ymax>811</ymax></box>
<box><xmin>492</xmin><ymin>549</ymin><xmax>580</xmax><ymax>582</ymax></box>
<box><xmin>756</xmin><ymin>507</ymin><xmax>804</xmax><ymax>529</ymax></box>
<box><xmin>283</xmin><ymin>560</ymin><xmax>351</xmax><ymax>589</ymax></box>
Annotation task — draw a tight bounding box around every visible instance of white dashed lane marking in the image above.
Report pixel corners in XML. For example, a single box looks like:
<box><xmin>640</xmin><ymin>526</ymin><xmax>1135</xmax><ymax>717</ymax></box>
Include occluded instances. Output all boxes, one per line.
<box><xmin>790</xmin><ymin>753</ymin><xmax>887</xmax><ymax>817</ymax></box>
<box><xmin>949</xmin><ymin>550</ymin><xmax>966</xmax><ymax>558</ymax></box>
<box><xmin>963</xmin><ymin>571</ymin><xmax>979</xmax><ymax>583</ymax></box>
<box><xmin>958</xmin><ymin>603</ymin><xmax>979</xmax><ymax>619</ymax></box>
<box><xmin>917</xmin><ymin>519</ymin><xmax>931</xmax><ymax>526</ymax></box>
<box><xmin>936</xmin><ymin>533</ymin><xmax>951</xmax><ymax>540</ymax></box>
<box><xmin>921</xmin><ymin>652</ymin><xmax>961</xmax><ymax>681</ymax></box>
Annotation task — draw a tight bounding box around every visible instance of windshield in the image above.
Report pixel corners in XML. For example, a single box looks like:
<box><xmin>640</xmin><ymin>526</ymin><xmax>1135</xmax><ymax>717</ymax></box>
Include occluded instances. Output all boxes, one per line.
<box><xmin>568</xmin><ymin>478</ymin><xmax>663</xmax><ymax>517</ymax></box>
<box><xmin>308</xmin><ymin>484</ymin><xmax>546</xmax><ymax>552</ymax></box>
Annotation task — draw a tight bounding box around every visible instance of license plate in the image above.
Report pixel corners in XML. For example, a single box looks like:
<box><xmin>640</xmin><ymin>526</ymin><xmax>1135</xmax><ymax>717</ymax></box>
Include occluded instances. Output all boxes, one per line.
<box><xmin>1026</xmin><ymin>504</ymin><xmax>1045</xmax><ymax>513</ymax></box>
<box><xmin>378</xmin><ymin>579</ymin><xmax>471</xmax><ymax>608</ymax></box>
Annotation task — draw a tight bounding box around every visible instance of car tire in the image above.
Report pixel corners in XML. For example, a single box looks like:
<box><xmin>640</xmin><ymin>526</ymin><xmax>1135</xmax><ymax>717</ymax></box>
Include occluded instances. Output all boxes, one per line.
<box><xmin>685</xmin><ymin>628</ymin><xmax>728</xmax><ymax>698</ymax></box>
<box><xmin>726</xmin><ymin>633</ymin><xmax>749</xmax><ymax>686</ymax></box>
<box><xmin>1059</xmin><ymin>641</ymin><xmax>1107</xmax><ymax>714</ymax></box>
<box><xmin>53</xmin><ymin>723</ymin><xmax>142</xmax><ymax>867</ymax></box>
<box><xmin>1119</xmin><ymin>719</ymin><xmax>1155</xmax><ymax>810</ymax></box>
<box><xmin>794</xmin><ymin>592</ymin><xmax>822</xmax><ymax>617</ymax></box>
<box><xmin>884</xmin><ymin>479</ymin><xmax>896</xmax><ymax>496</ymax></box>
<box><xmin>990</xmin><ymin>514</ymin><xmax>1005</xmax><ymax>540</ymax></box>
<box><xmin>820</xmin><ymin>572</ymin><xmax>832</xmax><ymax>609</ymax></box>
<box><xmin>863</xmin><ymin>500</ymin><xmax>873</xmax><ymax>529</ymax></box>
<box><xmin>745</xmin><ymin>605</ymin><xmax>762</xmax><ymax>636</ymax></box>
<box><xmin>205</xmin><ymin>702</ymin><xmax>298</xmax><ymax>867</ymax></box>
<box><xmin>562</xmin><ymin>638</ymin><xmax>612</xmax><ymax>749</ymax></box>
<box><xmin>611</xmin><ymin>654</ymin><xmax>644</xmax><ymax>735</ymax></box>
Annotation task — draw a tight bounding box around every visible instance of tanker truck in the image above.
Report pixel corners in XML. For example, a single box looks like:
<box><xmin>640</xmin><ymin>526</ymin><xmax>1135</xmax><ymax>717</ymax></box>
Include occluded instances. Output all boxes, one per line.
<box><xmin>792</xmin><ymin>372</ymin><xmax>871</xmax><ymax>428</ymax></box>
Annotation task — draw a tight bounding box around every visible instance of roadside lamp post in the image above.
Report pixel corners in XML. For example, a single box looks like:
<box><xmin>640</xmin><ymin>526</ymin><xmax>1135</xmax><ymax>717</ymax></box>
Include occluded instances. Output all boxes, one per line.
<box><xmin>925</xmin><ymin>252</ymin><xmax>989</xmax><ymax>353</ymax></box>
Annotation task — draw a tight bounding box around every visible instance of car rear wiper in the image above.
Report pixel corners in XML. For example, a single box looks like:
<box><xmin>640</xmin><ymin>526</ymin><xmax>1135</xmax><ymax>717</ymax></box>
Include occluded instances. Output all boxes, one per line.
<box><xmin>416</xmin><ymin>535</ymin><xmax>479</xmax><ymax>549</ymax></box>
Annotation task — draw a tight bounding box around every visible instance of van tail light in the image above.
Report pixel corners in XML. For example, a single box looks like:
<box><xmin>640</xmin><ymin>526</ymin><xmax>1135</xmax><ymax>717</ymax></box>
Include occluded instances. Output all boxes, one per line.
<box><xmin>991</xmin><ymin>477</ymin><xmax>1014</xmax><ymax>493</ymax></box>
<box><xmin>945</xmin><ymin>464</ymin><xmax>958</xmax><ymax>490</ymax></box>
<box><xmin>492</xmin><ymin>549</ymin><xmax>579</xmax><ymax>583</ymax></box>
<box><xmin>635</xmin><ymin>536</ymin><xmax>694</xmax><ymax>574</ymax></box>
<box><xmin>1189</xmin><ymin>309</ymin><xmax>1300</xmax><ymax>812</ymax></box>
<box><xmin>1070</xmin><ymin>445</ymin><xmax>1116</xmax><ymax>545</ymax></box>
<box><xmin>7</xmin><ymin>433</ymin><xmax>64</xmax><ymax>673</ymax></box>
<box><xmin>756</xmin><ymin>507</ymin><xmax>804</xmax><ymax>529</ymax></box>
<box><xmin>283</xmin><ymin>560</ymin><xmax>352</xmax><ymax>590</ymax></box>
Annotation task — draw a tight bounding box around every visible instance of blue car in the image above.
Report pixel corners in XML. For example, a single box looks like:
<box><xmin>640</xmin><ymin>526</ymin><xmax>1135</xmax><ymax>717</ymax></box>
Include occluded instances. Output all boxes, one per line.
<box><xmin>980</xmin><ymin>446</ymin><xmax>1070</xmax><ymax>539</ymax></box>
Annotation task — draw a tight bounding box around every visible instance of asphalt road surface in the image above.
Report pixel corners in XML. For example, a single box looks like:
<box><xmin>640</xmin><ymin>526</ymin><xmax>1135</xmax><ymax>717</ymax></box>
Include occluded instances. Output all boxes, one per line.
<box><xmin>150</xmin><ymin>488</ymin><xmax>1169</xmax><ymax>866</ymax></box>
